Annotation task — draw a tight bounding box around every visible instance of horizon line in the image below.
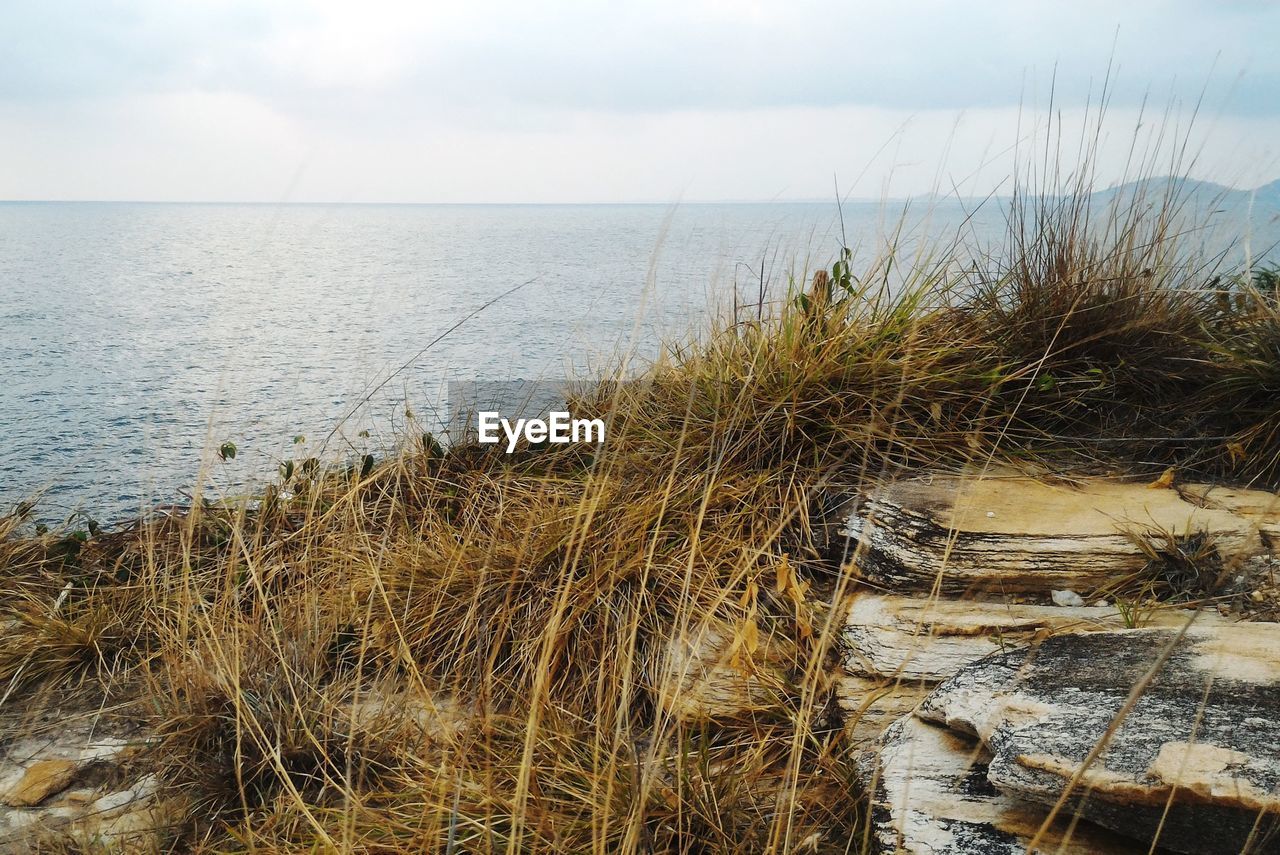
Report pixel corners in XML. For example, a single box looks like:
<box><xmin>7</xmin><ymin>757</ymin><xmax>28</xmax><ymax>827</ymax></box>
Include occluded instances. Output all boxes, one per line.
<box><xmin>2</xmin><ymin>177</ymin><xmax>1273</xmax><ymax>208</ymax></box>
<box><xmin>0</xmin><ymin>197</ymin><xmax>916</xmax><ymax>206</ymax></box>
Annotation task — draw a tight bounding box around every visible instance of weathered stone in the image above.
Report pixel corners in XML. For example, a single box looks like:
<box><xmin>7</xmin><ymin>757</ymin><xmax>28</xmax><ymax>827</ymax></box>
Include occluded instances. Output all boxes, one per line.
<box><xmin>843</xmin><ymin>592</ymin><xmax>1229</xmax><ymax>682</ymax></box>
<box><xmin>1050</xmin><ymin>589</ymin><xmax>1085</xmax><ymax>607</ymax></box>
<box><xmin>343</xmin><ymin>688</ymin><xmax>471</xmax><ymax>742</ymax></box>
<box><xmin>857</xmin><ymin>714</ymin><xmax>1141</xmax><ymax>854</ymax></box>
<box><xmin>835</xmin><ymin>674</ymin><xmax>930</xmax><ymax>746</ymax></box>
<box><xmin>830</xmin><ymin>472</ymin><xmax>1280</xmax><ymax>595</ymax></box>
<box><xmin>0</xmin><ymin>723</ymin><xmax>172</xmax><ymax>853</ymax></box>
<box><xmin>919</xmin><ymin>622</ymin><xmax>1280</xmax><ymax>854</ymax></box>
<box><xmin>1180</xmin><ymin>483</ymin><xmax>1280</xmax><ymax>543</ymax></box>
<box><xmin>69</xmin><ymin>775</ymin><xmax>182</xmax><ymax>853</ymax></box>
<box><xmin>655</xmin><ymin>623</ymin><xmax>792</xmax><ymax>720</ymax></box>
<box><xmin>1</xmin><ymin>731</ymin><xmax>133</xmax><ymax>769</ymax></box>
<box><xmin>0</xmin><ymin>759</ymin><xmax>78</xmax><ymax>806</ymax></box>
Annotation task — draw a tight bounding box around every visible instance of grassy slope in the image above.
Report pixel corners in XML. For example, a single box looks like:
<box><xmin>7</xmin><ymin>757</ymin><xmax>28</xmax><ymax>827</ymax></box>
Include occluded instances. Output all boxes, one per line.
<box><xmin>1</xmin><ymin>176</ymin><xmax>1279</xmax><ymax>852</ymax></box>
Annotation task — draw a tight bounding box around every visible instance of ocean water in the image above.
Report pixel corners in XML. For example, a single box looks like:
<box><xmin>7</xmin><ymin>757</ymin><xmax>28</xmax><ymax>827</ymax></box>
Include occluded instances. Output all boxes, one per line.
<box><xmin>0</xmin><ymin>199</ymin><xmax>1271</xmax><ymax>524</ymax></box>
<box><xmin>0</xmin><ymin>202</ymin><xmax>853</xmax><ymax>522</ymax></box>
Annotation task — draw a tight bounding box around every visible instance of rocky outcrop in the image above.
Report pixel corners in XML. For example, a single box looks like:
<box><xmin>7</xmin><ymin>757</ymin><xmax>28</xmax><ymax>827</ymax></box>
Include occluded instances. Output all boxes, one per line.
<box><xmin>843</xmin><ymin>592</ymin><xmax>1228</xmax><ymax>683</ymax></box>
<box><xmin>918</xmin><ymin>621</ymin><xmax>1280</xmax><ymax>854</ymax></box>
<box><xmin>0</xmin><ymin>722</ymin><xmax>177</xmax><ymax>853</ymax></box>
<box><xmin>830</xmin><ymin>472</ymin><xmax>1280</xmax><ymax>595</ymax></box>
<box><xmin>835</xmin><ymin>471</ymin><xmax>1280</xmax><ymax>854</ymax></box>
<box><xmin>858</xmin><ymin>714</ymin><xmax>1142</xmax><ymax>854</ymax></box>
<box><xmin>0</xmin><ymin>687</ymin><xmax>472</xmax><ymax>853</ymax></box>
<box><xmin>5</xmin><ymin>471</ymin><xmax>1271</xmax><ymax>852</ymax></box>
<box><xmin>1179</xmin><ymin>483</ymin><xmax>1280</xmax><ymax>542</ymax></box>
<box><xmin>836</xmin><ymin>674</ymin><xmax>931</xmax><ymax>746</ymax></box>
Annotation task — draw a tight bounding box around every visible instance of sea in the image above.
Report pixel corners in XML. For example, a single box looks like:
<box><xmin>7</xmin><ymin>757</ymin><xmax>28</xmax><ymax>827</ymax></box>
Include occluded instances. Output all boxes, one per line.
<box><xmin>0</xmin><ymin>198</ymin><xmax>1274</xmax><ymax>524</ymax></box>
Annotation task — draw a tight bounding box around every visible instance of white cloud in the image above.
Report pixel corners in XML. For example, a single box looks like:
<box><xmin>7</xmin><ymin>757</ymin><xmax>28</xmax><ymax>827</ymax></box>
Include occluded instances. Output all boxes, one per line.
<box><xmin>1</xmin><ymin>0</ymin><xmax>1277</xmax><ymax>201</ymax></box>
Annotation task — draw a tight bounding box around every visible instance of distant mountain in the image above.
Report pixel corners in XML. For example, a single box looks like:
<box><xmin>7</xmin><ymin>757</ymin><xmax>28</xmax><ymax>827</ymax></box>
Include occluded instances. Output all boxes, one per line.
<box><xmin>800</xmin><ymin>177</ymin><xmax>1280</xmax><ymax>210</ymax></box>
<box><xmin>1253</xmin><ymin>179</ymin><xmax>1280</xmax><ymax>208</ymax></box>
<box><xmin>1092</xmin><ymin>176</ymin><xmax>1280</xmax><ymax>210</ymax></box>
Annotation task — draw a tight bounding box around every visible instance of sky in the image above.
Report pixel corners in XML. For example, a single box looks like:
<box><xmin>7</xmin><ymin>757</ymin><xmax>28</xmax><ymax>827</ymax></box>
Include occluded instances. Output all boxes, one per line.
<box><xmin>2</xmin><ymin>0</ymin><xmax>1279</xmax><ymax>203</ymax></box>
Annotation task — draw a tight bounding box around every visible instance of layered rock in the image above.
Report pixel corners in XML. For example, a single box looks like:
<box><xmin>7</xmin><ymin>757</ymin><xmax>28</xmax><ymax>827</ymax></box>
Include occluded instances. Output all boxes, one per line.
<box><xmin>858</xmin><ymin>715</ymin><xmax>1142</xmax><ymax>854</ymax></box>
<box><xmin>1179</xmin><ymin>483</ymin><xmax>1280</xmax><ymax>542</ymax></box>
<box><xmin>918</xmin><ymin>622</ymin><xmax>1280</xmax><ymax>854</ymax></box>
<box><xmin>3</xmin><ymin>471</ymin><xmax>1265</xmax><ymax>851</ymax></box>
<box><xmin>843</xmin><ymin>592</ymin><xmax>1228</xmax><ymax>683</ymax></box>
<box><xmin>0</xmin><ymin>722</ymin><xmax>176</xmax><ymax>854</ymax></box>
<box><xmin>835</xmin><ymin>472</ymin><xmax>1280</xmax><ymax>853</ymax></box>
<box><xmin>0</xmin><ymin>687</ymin><xmax>473</xmax><ymax>852</ymax></box>
<box><xmin>836</xmin><ymin>674</ymin><xmax>931</xmax><ymax>746</ymax></box>
<box><xmin>830</xmin><ymin>472</ymin><xmax>1280</xmax><ymax>595</ymax></box>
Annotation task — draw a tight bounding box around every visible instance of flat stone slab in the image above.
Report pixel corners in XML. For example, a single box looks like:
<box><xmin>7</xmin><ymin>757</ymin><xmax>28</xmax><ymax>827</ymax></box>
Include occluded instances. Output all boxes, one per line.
<box><xmin>857</xmin><ymin>714</ymin><xmax>1141</xmax><ymax>854</ymax></box>
<box><xmin>843</xmin><ymin>592</ymin><xmax>1230</xmax><ymax>682</ymax></box>
<box><xmin>919</xmin><ymin>621</ymin><xmax>1280</xmax><ymax>854</ymax></box>
<box><xmin>1180</xmin><ymin>483</ymin><xmax>1280</xmax><ymax>543</ymax></box>
<box><xmin>0</xmin><ymin>760</ymin><xmax>78</xmax><ymax>807</ymax></box>
<box><xmin>0</xmin><ymin>722</ymin><xmax>176</xmax><ymax>853</ymax></box>
<box><xmin>830</xmin><ymin>472</ymin><xmax>1280</xmax><ymax>595</ymax></box>
<box><xmin>0</xmin><ymin>728</ymin><xmax>135</xmax><ymax>808</ymax></box>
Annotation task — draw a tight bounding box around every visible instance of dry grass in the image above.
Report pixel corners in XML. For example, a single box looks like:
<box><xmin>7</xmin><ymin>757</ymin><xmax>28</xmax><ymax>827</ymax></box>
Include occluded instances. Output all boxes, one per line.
<box><xmin>1</xmin><ymin>162</ymin><xmax>1279</xmax><ymax>853</ymax></box>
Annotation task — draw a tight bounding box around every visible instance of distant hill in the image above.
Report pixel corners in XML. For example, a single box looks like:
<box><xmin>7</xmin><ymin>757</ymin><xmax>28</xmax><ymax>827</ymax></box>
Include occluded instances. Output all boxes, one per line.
<box><xmin>1092</xmin><ymin>176</ymin><xmax>1280</xmax><ymax>211</ymax></box>
<box><xmin>1254</xmin><ymin>179</ymin><xmax>1280</xmax><ymax>208</ymax></box>
<box><xmin>816</xmin><ymin>177</ymin><xmax>1280</xmax><ymax>210</ymax></box>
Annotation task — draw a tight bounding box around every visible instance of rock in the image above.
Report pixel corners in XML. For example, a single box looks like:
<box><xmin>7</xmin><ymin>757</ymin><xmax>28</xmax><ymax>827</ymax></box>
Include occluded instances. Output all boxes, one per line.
<box><xmin>68</xmin><ymin>774</ymin><xmax>182</xmax><ymax>852</ymax></box>
<box><xmin>857</xmin><ymin>714</ymin><xmax>1141</xmax><ymax>854</ymax></box>
<box><xmin>343</xmin><ymin>688</ymin><xmax>471</xmax><ymax>742</ymax></box>
<box><xmin>0</xmin><ymin>728</ymin><xmax>135</xmax><ymax>812</ymax></box>
<box><xmin>835</xmin><ymin>674</ymin><xmax>930</xmax><ymax>746</ymax></box>
<box><xmin>918</xmin><ymin>621</ymin><xmax>1280</xmax><ymax>854</ymax></box>
<box><xmin>0</xmin><ymin>775</ymin><xmax>183</xmax><ymax>854</ymax></box>
<box><xmin>1</xmin><ymin>730</ymin><xmax>133</xmax><ymax>770</ymax></box>
<box><xmin>830</xmin><ymin>471</ymin><xmax>1280</xmax><ymax>595</ymax></box>
<box><xmin>0</xmin><ymin>759</ymin><xmax>78</xmax><ymax>807</ymax></box>
<box><xmin>1180</xmin><ymin>484</ymin><xmax>1280</xmax><ymax>543</ymax></box>
<box><xmin>0</xmin><ymin>722</ymin><xmax>173</xmax><ymax>853</ymax></box>
<box><xmin>1051</xmin><ymin>589</ymin><xmax>1085</xmax><ymax>607</ymax></box>
<box><xmin>655</xmin><ymin>622</ymin><xmax>792</xmax><ymax>720</ymax></box>
<box><xmin>842</xmin><ymin>592</ymin><xmax>1228</xmax><ymax>683</ymax></box>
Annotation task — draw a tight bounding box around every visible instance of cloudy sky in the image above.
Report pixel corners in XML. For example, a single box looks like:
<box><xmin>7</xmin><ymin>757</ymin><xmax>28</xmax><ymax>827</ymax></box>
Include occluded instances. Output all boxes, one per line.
<box><xmin>2</xmin><ymin>0</ymin><xmax>1278</xmax><ymax>202</ymax></box>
